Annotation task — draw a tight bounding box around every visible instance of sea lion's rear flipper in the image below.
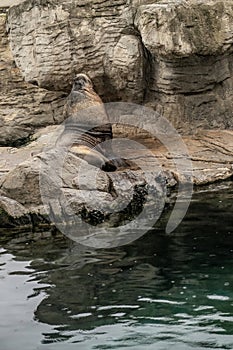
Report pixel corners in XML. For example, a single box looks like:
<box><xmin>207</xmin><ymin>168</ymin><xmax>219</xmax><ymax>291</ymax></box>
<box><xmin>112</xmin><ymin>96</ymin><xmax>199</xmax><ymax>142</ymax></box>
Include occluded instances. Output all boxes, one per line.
<box><xmin>101</xmin><ymin>160</ymin><xmax>117</xmax><ymax>172</ymax></box>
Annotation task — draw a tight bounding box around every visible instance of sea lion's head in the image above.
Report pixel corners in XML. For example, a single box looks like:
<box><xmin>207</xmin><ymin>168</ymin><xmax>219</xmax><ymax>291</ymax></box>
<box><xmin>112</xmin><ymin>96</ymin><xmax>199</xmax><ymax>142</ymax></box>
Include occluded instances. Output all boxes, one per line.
<box><xmin>72</xmin><ymin>73</ymin><xmax>93</xmax><ymax>92</ymax></box>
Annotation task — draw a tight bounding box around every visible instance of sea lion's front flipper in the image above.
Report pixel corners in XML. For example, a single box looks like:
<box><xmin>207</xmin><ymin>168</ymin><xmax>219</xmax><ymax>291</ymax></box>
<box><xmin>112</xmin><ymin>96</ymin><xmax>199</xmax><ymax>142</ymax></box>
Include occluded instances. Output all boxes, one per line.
<box><xmin>110</xmin><ymin>157</ymin><xmax>139</xmax><ymax>171</ymax></box>
<box><xmin>70</xmin><ymin>144</ymin><xmax>117</xmax><ymax>172</ymax></box>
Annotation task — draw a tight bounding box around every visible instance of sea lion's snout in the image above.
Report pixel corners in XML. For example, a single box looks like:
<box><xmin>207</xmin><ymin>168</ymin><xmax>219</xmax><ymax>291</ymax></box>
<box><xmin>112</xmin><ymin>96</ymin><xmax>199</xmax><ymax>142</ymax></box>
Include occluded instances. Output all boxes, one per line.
<box><xmin>72</xmin><ymin>74</ymin><xmax>92</xmax><ymax>91</ymax></box>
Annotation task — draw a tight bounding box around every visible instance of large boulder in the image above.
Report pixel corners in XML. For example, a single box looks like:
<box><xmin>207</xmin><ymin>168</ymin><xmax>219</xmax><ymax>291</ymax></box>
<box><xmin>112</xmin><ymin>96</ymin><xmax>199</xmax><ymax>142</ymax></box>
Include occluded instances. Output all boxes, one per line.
<box><xmin>1</xmin><ymin>124</ymin><xmax>233</xmax><ymax>237</ymax></box>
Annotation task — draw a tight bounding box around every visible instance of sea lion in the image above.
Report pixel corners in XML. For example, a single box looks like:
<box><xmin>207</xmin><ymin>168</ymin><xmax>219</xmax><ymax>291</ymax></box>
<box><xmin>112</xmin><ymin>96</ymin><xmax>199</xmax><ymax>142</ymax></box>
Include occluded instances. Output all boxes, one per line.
<box><xmin>69</xmin><ymin>144</ymin><xmax>116</xmax><ymax>172</ymax></box>
<box><xmin>57</xmin><ymin>73</ymin><xmax>126</xmax><ymax>172</ymax></box>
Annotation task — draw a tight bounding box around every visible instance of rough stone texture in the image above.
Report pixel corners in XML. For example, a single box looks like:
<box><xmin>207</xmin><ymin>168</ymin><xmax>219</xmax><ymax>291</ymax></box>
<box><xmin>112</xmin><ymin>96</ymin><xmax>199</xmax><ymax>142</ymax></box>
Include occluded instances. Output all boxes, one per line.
<box><xmin>6</xmin><ymin>0</ymin><xmax>144</xmax><ymax>103</ymax></box>
<box><xmin>0</xmin><ymin>0</ymin><xmax>24</xmax><ymax>7</ymax></box>
<box><xmin>0</xmin><ymin>14</ymin><xmax>66</xmax><ymax>146</ymax></box>
<box><xmin>0</xmin><ymin>0</ymin><xmax>233</xmax><ymax>228</ymax></box>
<box><xmin>1</xmin><ymin>156</ymin><xmax>42</xmax><ymax>206</ymax></box>
<box><xmin>5</xmin><ymin>0</ymin><xmax>233</xmax><ymax>133</ymax></box>
<box><xmin>0</xmin><ymin>194</ymin><xmax>31</xmax><ymax>227</ymax></box>
<box><xmin>1</xmin><ymin>126</ymin><xmax>233</xmax><ymax>189</ymax></box>
<box><xmin>135</xmin><ymin>0</ymin><xmax>233</xmax><ymax>131</ymax></box>
<box><xmin>0</xmin><ymin>194</ymin><xmax>28</xmax><ymax>217</ymax></box>
<box><xmin>0</xmin><ymin>149</ymin><xmax>113</xmax><ymax>207</ymax></box>
<box><xmin>0</xmin><ymin>125</ymin><xmax>232</xmax><ymax>227</ymax></box>
<box><xmin>0</xmin><ymin>127</ymin><xmax>154</xmax><ymax>229</ymax></box>
<box><xmin>114</xmin><ymin>129</ymin><xmax>233</xmax><ymax>185</ymax></box>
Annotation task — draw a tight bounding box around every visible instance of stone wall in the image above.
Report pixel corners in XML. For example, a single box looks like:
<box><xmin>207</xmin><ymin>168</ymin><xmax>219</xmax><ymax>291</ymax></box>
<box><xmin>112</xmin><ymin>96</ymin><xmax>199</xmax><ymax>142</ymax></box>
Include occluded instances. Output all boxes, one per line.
<box><xmin>1</xmin><ymin>0</ymin><xmax>233</xmax><ymax>146</ymax></box>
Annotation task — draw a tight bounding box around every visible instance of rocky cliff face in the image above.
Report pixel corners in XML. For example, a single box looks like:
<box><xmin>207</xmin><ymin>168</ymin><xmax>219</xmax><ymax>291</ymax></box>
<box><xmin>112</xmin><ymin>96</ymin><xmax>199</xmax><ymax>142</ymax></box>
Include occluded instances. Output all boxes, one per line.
<box><xmin>4</xmin><ymin>0</ymin><xmax>233</xmax><ymax>137</ymax></box>
<box><xmin>135</xmin><ymin>1</ymin><xmax>233</xmax><ymax>130</ymax></box>
<box><xmin>0</xmin><ymin>12</ymin><xmax>66</xmax><ymax>146</ymax></box>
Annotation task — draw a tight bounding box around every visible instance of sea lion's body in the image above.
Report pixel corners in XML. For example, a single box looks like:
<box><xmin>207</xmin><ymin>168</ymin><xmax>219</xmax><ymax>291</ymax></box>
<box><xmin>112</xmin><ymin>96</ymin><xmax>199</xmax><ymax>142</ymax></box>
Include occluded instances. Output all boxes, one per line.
<box><xmin>57</xmin><ymin>74</ymin><xmax>122</xmax><ymax>172</ymax></box>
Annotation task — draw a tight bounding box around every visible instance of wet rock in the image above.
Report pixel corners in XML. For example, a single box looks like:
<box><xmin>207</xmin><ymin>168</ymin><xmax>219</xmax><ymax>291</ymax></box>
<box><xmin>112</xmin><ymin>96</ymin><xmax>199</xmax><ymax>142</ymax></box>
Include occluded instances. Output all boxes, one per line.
<box><xmin>0</xmin><ymin>128</ymin><xmax>233</xmax><ymax>231</ymax></box>
<box><xmin>104</xmin><ymin>34</ymin><xmax>146</xmax><ymax>102</ymax></box>
<box><xmin>0</xmin><ymin>195</ymin><xmax>31</xmax><ymax>228</ymax></box>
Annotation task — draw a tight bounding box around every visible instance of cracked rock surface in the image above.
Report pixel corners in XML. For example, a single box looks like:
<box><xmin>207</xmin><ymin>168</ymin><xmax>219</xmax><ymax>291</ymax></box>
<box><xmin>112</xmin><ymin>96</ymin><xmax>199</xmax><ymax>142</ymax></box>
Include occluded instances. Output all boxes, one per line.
<box><xmin>0</xmin><ymin>0</ymin><xmax>233</xmax><ymax>228</ymax></box>
<box><xmin>0</xmin><ymin>126</ymin><xmax>232</xmax><ymax>227</ymax></box>
<box><xmin>5</xmin><ymin>0</ymin><xmax>233</xmax><ymax>134</ymax></box>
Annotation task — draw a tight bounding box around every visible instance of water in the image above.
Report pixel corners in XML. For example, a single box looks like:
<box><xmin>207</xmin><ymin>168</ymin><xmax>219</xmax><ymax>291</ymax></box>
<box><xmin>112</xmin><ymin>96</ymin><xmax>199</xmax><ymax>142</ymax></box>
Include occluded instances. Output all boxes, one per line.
<box><xmin>0</xmin><ymin>182</ymin><xmax>233</xmax><ymax>350</ymax></box>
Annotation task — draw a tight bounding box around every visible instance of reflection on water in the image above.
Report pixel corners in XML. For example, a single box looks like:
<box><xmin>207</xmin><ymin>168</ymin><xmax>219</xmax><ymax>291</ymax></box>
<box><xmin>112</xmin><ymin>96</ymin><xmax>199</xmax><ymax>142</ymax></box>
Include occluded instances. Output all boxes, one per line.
<box><xmin>0</xmin><ymin>182</ymin><xmax>233</xmax><ymax>349</ymax></box>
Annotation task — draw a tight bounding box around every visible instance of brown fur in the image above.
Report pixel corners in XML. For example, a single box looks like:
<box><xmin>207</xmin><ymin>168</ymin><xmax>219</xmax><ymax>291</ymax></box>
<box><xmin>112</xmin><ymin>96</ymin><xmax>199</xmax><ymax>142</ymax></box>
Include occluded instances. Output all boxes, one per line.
<box><xmin>59</xmin><ymin>73</ymin><xmax>130</xmax><ymax>172</ymax></box>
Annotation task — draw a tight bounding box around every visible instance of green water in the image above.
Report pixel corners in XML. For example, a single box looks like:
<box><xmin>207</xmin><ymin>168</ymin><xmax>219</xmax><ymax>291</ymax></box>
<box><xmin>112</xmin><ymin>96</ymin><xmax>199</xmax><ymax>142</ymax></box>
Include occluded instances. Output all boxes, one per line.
<box><xmin>0</xmin><ymin>182</ymin><xmax>233</xmax><ymax>350</ymax></box>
